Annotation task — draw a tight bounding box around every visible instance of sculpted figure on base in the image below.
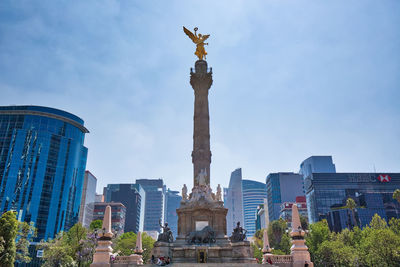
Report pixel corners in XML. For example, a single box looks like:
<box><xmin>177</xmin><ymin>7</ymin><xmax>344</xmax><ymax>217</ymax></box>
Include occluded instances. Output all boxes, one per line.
<box><xmin>186</xmin><ymin>226</ymin><xmax>216</xmax><ymax>244</ymax></box>
<box><xmin>230</xmin><ymin>221</ymin><xmax>247</xmax><ymax>243</ymax></box>
<box><xmin>157</xmin><ymin>220</ymin><xmax>173</xmax><ymax>243</ymax></box>
<box><xmin>182</xmin><ymin>184</ymin><xmax>188</xmax><ymax>201</ymax></box>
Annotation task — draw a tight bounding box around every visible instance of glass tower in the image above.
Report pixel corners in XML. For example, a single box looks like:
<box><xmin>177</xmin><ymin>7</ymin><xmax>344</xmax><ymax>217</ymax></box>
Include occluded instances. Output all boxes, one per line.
<box><xmin>136</xmin><ymin>179</ymin><xmax>166</xmax><ymax>233</ymax></box>
<box><xmin>104</xmin><ymin>183</ymin><xmax>145</xmax><ymax>233</ymax></box>
<box><xmin>165</xmin><ymin>189</ymin><xmax>182</xmax><ymax>238</ymax></box>
<box><xmin>0</xmin><ymin>105</ymin><xmax>88</xmax><ymax>241</ymax></box>
<box><xmin>266</xmin><ymin>172</ymin><xmax>304</xmax><ymax>222</ymax></box>
<box><xmin>224</xmin><ymin>168</ymin><xmax>244</xmax><ymax>235</ymax></box>
<box><xmin>242</xmin><ymin>179</ymin><xmax>267</xmax><ymax>237</ymax></box>
<box><xmin>78</xmin><ymin>171</ymin><xmax>97</xmax><ymax>228</ymax></box>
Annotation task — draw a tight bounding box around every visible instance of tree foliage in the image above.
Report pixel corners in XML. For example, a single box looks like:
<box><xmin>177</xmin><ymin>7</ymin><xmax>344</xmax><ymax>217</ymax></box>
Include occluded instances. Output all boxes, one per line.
<box><xmin>306</xmin><ymin>219</ymin><xmax>331</xmax><ymax>262</ymax></box>
<box><xmin>39</xmin><ymin>223</ymin><xmax>96</xmax><ymax>267</ymax></box>
<box><xmin>393</xmin><ymin>189</ymin><xmax>400</xmax><ymax>203</ymax></box>
<box><xmin>306</xmin><ymin>214</ymin><xmax>400</xmax><ymax>267</ymax></box>
<box><xmin>300</xmin><ymin>214</ymin><xmax>309</xmax><ymax>230</ymax></box>
<box><xmin>0</xmin><ymin>211</ymin><xmax>18</xmax><ymax>267</ymax></box>
<box><xmin>15</xmin><ymin>221</ymin><xmax>36</xmax><ymax>263</ymax></box>
<box><xmin>267</xmin><ymin>218</ymin><xmax>287</xmax><ymax>249</ymax></box>
<box><xmin>89</xmin><ymin>220</ymin><xmax>102</xmax><ymax>231</ymax></box>
<box><xmin>113</xmin><ymin>231</ymin><xmax>154</xmax><ymax>263</ymax></box>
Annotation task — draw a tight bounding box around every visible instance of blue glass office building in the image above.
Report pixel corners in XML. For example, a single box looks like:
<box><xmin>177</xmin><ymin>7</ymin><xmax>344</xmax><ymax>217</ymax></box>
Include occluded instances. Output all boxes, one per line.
<box><xmin>266</xmin><ymin>172</ymin><xmax>304</xmax><ymax>221</ymax></box>
<box><xmin>104</xmin><ymin>183</ymin><xmax>145</xmax><ymax>233</ymax></box>
<box><xmin>0</xmin><ymin>105</ymin><xmax>88</xmax><ymax>241</ymax></box>
<box><xmin>165</xmin><ymin>189</ymin><xmax>182</xmax><ymax>238</ymax></box>
<box><xmin>242</xmin><ymin>180</ymin><xmax>267</xmax><ymax>237</ymax></box>
<box><xmin>305</xmin><ymin>173</ymin><xmax>400</xmax><ymax>231</ymax></box>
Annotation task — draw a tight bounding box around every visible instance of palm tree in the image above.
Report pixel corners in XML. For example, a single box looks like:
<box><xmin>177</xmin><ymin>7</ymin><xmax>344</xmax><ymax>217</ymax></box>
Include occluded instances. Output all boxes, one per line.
<box><xmin>346</xmin><ymin>198</ymin><xmax>358</xmax><ymax>229</ymax></box>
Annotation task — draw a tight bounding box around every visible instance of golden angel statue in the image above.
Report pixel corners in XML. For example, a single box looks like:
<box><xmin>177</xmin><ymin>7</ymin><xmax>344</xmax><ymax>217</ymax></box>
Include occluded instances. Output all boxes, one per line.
<box><xmin>183</xmin><ymin>26</ymin><xmax>210</xmax><ymax>60</ymax></box>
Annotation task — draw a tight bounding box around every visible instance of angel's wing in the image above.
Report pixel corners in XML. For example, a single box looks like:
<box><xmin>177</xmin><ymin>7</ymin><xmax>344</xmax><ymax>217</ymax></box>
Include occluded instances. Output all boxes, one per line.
<box><xmin>201</xmin><ymin>34</ymin><xmax>210</xmax><ymax>41</ymax></box>
<box><xmin>183</xmin><ymin>26</ymin><xmax>197</xmax><ymax>43</ymax></box>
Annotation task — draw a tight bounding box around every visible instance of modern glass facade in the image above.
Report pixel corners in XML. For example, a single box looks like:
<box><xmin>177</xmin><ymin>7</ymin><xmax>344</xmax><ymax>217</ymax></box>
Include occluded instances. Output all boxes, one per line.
<box><xmin>165</xmin><ymin>189</ymin><xmax>182</xmax><ymax>238</ymax></box>
<box><xmin>104</xmin><ymin>183</ymin><xmax>145</xmax><ymax>233</ymax></box>
<box><xmin>0</xmin><ymin>105</ymin><xmax>88</xmax><ymax>241</ymax></box>
<box><xmin>305</xmin><ymin>173</ymin><xmax>400</xmax><ymax>230</ymax></box>
<box><xmin>136</xmin><ymin>179</ymin><xmax>166</xmax><ymax>232</ymax></box>
<box><xmin>79</xmin><ymin>170</ymin><xmax>97</xmax><ymax>228</ymax></box>
<box><xmin>242</xmin><ymin>179</ymin><xmax>267</xmax><ymax>237</ymax></box>
<box><xmin>266</xmin><ymin>172</ymin><xmax>304</xmax><ymax>222</ymax></box>
<box><xmin>299</xmin><ymin>156</ymin><xmax>336</xmax><ymax>179</ymax></box>
<box><xmin>224</xmin><ymin>168</ymin><xmax>244</xmax><ymax>235</ymax></box>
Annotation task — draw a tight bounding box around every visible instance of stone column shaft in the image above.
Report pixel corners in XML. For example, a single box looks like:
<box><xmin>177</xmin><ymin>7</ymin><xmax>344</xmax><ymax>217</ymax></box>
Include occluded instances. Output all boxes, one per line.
<box><xmin>190</xmin><ymin>60</ymin><xmax>213</xmax><ymax>186</ymax></box>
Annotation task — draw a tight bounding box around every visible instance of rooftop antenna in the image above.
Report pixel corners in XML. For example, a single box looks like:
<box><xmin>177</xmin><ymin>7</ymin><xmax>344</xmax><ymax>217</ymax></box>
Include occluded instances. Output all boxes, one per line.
<box><xmin>373</xmin><ymin>164</ymin><xmax>376</xmax><ymax>173</ymax></box>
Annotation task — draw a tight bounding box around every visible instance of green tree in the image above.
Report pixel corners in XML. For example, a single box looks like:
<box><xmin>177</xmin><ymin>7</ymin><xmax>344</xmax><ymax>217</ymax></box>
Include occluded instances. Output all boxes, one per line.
<box><xmin>251</xmin><ymin>243</ymin><xmax>263</xmax><ymax>263</ymax></box>
<box><xmin>15</xmin><ymin>221</ymin><xmax>36</xmax><ymax>263</ymax></box>
<box><xmin>359</xmin><ymin>228</ymin><xmax>400</xmax><ymax>266</ymax></box>
<box><xmin>305</xmin><ymin>219</ymin><xmax>330</xmax><ymax>263</ymax></box>
<box><xmin>369</xmin><ymin>213</ymin><xmax>387</xmax><ymax>230</ymax></box>
<box><xmin>89</xmin><ymin>220</ymin><xmax>102</xmax><ymax>231</ymax></box>
<box><xmin>114</xmin><ymin>232</ymin><xmax>154</xmax><ymax>263</ymax></box>
<box><xmin>267</xmin><ymin>219</ymin><xmax>287</xmax><ymax>248</ymax></box>
<box><xmin>300</xmin><ymin>214</ymin><xmax>309</xmax><ymax>231</ymax></box>
<box><xmin>39</xmin><ymin>233</ymin><xmax>76</xmax><ymax>267</ymax></box>
<box><xmin>39</xmin><ymin>223</ymin><xmax>96</xmax><ymax>267</ymax></box>
<box><xmin>346</xmin><ymin>198</ymin><xmax>358</xmax><ymax>229</ymax></box>
<box><xmin>0</xmin><ymin>211</ymin><xmax>19</xmax><ymax>267</ymax></box>
<box><xmin>389</xmin><ymin>217</ymin><xmax>400</xmax><ymax>235</ymax></box>
<box><xmin>278</xmin><ymin>233</ymin><xmax>291</xmax><ymax>255</ymax></box>
<box><xmin>316</xmin><ymin>239</ymin><xmax>358</xmax><ymax>267</ymax></box>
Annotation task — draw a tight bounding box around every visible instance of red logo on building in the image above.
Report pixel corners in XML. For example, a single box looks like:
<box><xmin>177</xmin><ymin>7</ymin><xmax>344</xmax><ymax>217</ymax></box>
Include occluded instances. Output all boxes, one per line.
<box><xmin>377</xmin><ymin>174</ymin><xmax>391</xmax><ymax>182</ymax></box>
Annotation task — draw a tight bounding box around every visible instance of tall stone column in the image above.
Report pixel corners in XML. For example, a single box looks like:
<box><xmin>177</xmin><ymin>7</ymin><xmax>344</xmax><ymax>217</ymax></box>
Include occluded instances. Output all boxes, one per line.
<box><xmin>190</xmin><ymin>60</ymin><xmax>213</xmax><ymax>187</ymax></box>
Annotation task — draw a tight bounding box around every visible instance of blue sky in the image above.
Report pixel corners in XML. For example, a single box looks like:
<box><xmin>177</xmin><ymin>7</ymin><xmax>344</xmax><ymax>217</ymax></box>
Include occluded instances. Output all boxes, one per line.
<box><xmin>1</xmin><ymin>1</ymin><xmax>399</xmax><ymax>193</ymax></box>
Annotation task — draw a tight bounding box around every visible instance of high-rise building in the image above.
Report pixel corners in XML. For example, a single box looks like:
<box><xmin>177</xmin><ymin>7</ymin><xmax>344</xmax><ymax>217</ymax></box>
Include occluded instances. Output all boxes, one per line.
<box><xmin>79</xmin><ymin>171</ymin><xmax>97</xmax><ymax>228</ymax></box>
<box><xmin>299</xmin><ymin>156</ymin><xmax>336</xmax><ymax>180</ymax></box>
<box><xmin>266</xmin><ymin>172</ymin><xmax>304</xmax><ymax>222</ymax></box>
<box><xmin>242</xmin><ymin>179</ymin><xmax>267</xmax><ymax>237</ymax></box>
<box><xmin>93</xmin><ymin>202</ymin><xmax>126</xmax><ymax>235</ymax></box>
<box><xmin>0</xmin><ymin>105</ymin><xmax>88</xmax><ymax>241</ymax></box>
<box><xmin>136</xmin><ymin>179</ymin><xmax>166</xmax><ymax>233</ymax></box>
<box><xmin>224</xmin><ymin>168</ymin><xmax>244</xmax><ymax>235</ymax></box>
<box><xmin>165</xmin><ymin>189</ymin><xmax>182</xmax><ymax>238</ymax></box>
<box><xmin>104</xmin><ymin>183</ymin><xmax>145</xmax><ymax>233</ymax></box>
<box><xmin>305</xmin><ymin>172</ymin><xmax>400</xmax><ymax>230</ymax></box>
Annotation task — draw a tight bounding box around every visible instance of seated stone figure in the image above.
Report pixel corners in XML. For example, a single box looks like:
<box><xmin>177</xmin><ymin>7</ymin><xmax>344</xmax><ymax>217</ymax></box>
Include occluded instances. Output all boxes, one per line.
<box><xmin>157</xmin><ymin>220</ymin><xmax>173</xmax><ymax>243</ymax></box>
<box><xmin>229</xmin><ymin>221</ymin><xmax>247</xmax><ymax>242</ymax></box>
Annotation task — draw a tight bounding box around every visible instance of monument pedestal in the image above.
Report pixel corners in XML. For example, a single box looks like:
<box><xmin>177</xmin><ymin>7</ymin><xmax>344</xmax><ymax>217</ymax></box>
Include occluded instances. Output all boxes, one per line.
<box><xmin>91</xmin><ymin>240</ymin><xmax>113</xmax><ymax>267</ymax></box>
<box><xmin>177</xmin><ymin>192</ymin><xmax>227</xmax><ymax>239</ymax></box>
<box><xmin>152</xmin><ymin>186</ymin><xmax>256</xmax><ymax>264</ymax></box>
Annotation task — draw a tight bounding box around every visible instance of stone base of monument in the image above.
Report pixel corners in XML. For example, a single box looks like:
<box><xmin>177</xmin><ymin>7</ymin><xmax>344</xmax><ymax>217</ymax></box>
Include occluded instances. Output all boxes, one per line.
<box><xmin>112</xmin><ymin>254</ymin><xmax>143</xmax><ymax>266</ymax></box>
<box><xmin>152</xmin><ymin>239</ymin><xmax>257</xmax><ymax>264</ymax></box>
<box><xmin>151</xmin><ymin>186</ymin><xmax>258</xmax><ymax>265</ymax></box>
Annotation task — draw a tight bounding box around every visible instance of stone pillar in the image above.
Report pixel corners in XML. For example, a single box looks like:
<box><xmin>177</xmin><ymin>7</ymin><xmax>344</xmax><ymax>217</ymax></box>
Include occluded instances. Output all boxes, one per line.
<box><xmin>290</xmin><ymin>204</ymin><xmax>313</xmax><ymax>267</ymax></box>
<box><xmin>135</xmin><ymin>231</ymin><xmax>143</xmax><ymax>254</ymax></box>
<box><xmin>262</xmin><ymin>229</ymin><xmax>273</xmax><ymax>264</ymax></box>
<box><xmin>91</xmin><ymin>205</ymin><xmax>113</xmax><ymax>267</ymax></box>
<box><xmin>190</xmin><ymin>60</ymin><xmax>213</xmax><ymax>186</ymax></box>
